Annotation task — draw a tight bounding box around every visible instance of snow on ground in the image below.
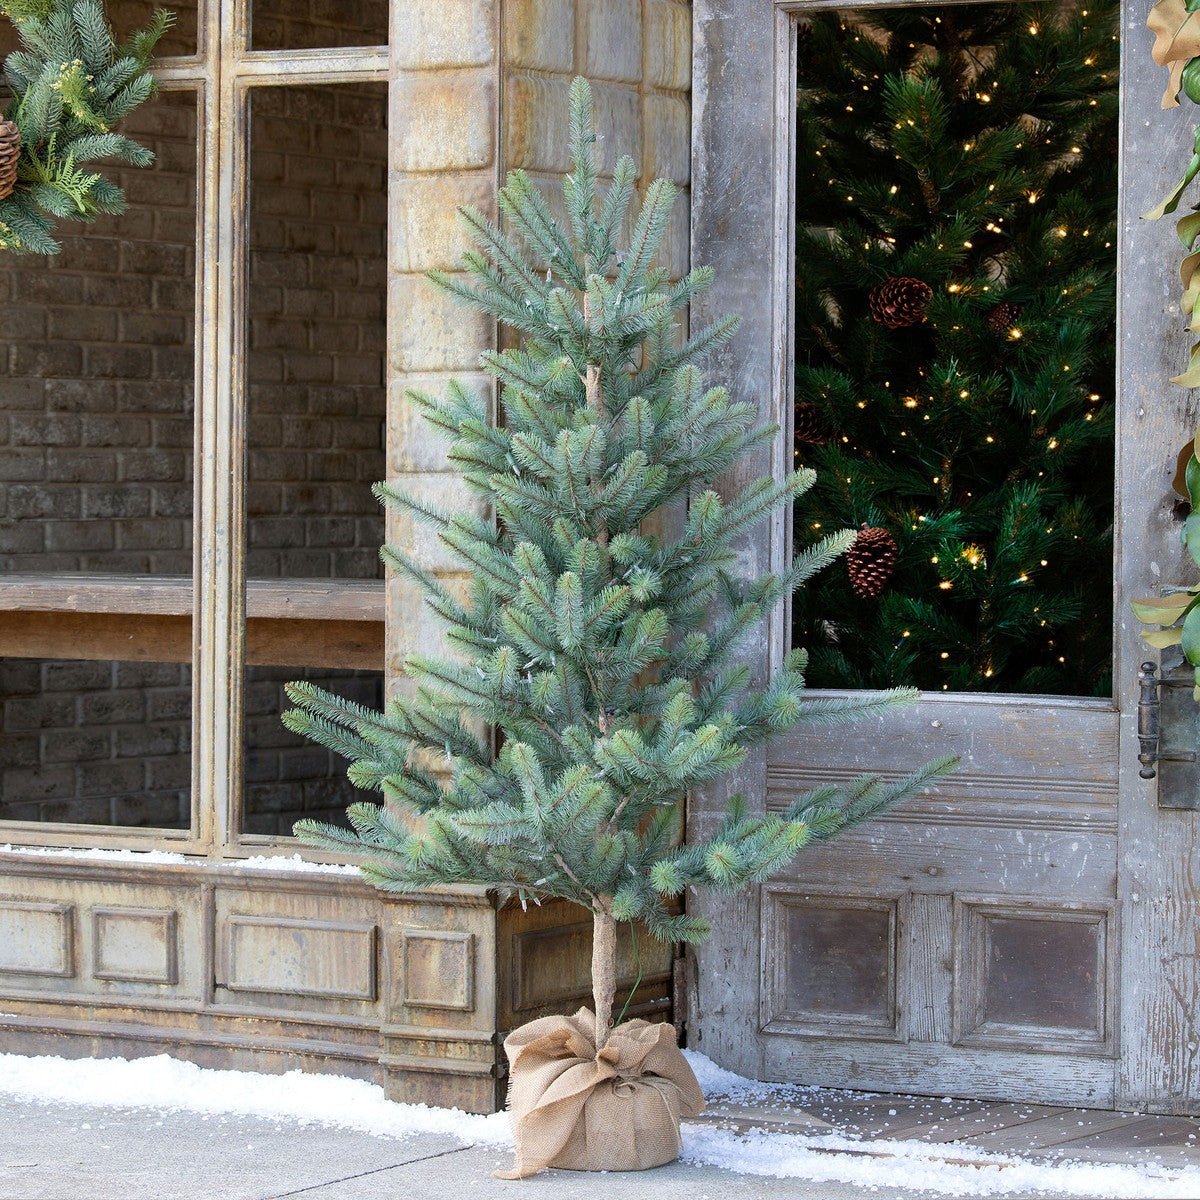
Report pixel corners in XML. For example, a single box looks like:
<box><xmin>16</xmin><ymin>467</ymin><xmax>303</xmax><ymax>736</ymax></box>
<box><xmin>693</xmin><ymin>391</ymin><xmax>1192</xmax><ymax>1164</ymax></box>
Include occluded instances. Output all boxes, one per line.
<box><xmin>1</xmin><ymin>1048</ymin><xmax>1198</xmax><ymax>1197</ymax></box>
<box><xmin>0</xmin><ymin>1051</ymin><xmax>509</xmax><ymax>1146</ymax></box>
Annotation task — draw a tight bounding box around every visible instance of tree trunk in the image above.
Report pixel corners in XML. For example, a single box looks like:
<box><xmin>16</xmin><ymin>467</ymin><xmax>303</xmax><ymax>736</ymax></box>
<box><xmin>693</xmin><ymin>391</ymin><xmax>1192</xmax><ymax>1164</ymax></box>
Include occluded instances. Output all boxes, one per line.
<box><xmin>591</xmin><ymin>904</ymin><xmax>617</xmax><ymax>1049</ymax></box>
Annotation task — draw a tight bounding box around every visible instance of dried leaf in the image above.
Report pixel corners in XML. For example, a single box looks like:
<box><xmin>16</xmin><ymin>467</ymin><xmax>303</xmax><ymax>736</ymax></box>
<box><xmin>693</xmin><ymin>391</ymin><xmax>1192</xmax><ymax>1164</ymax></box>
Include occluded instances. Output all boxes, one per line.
<box><xmin>1142</xmin><ymin>628</ymin><xmax>1185</xmax><ymax>648</ymax></box>
<box><xmin>1149</xmin><ymin>0</ymin><xmax>1200</xmax><ymax>108</ymax></box>
<box><xmin>1178</xmin><ymin>209</ymin><xmax>1200</xmax><ymax>248</ymax></box>
<box><xmin>1171</xmin><ymin>340</ymin><xmax>1200</xmax><ymax>386</ymax></box>
<box><xmin>1131</xmin><ymin>592</ymin><xmax>1199</xmax><ymax>622</ymax></box>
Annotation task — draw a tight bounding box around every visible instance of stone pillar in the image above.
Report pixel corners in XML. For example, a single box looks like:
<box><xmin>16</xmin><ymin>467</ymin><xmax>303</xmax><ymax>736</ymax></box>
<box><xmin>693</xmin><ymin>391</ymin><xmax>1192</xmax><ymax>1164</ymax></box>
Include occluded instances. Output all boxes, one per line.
<box><xmin>380</xmin><ymin>0</ymin><xmax>692</xmax><ymax>1114</ymax></box>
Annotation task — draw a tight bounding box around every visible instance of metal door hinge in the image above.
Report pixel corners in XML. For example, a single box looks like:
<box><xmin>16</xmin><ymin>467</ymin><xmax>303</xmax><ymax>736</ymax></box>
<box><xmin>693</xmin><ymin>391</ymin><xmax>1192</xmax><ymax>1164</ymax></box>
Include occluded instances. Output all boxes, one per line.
<box><xmin>1138</xmin><ymin>661</ymin><xmax>1161</xmax><ymax>779</ymax></box>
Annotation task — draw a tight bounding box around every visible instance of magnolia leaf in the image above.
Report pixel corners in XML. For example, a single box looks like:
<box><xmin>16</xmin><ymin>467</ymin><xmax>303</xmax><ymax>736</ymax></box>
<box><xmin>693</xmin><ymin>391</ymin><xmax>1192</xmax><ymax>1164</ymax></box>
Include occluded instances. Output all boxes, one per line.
<box><xmin>1179</xmin><ymin>208</ymin><xmax>1200</xmax><ymax>249</ymax></box>
<box><xmin>1186</xmin><ymin>511</ymin><xmax>1200</xmax><ymax>566</ymax></box>
<box><xmin>1170</xmin><ymin>340</ymin><xmax>1200</xmax><ymax>386</ymax></box>
<box><xmin>1146</xmin><ymin>156</ymin><xmax>1200</xmax><ymax>220</ymax></box>
<box><xmin>1148</xmin><ymin>0</ymin><xmax>1200</xmax><ymax>108</ymax></box>
<box><xmin>1183</xmin><ymin>250</ymin><xmax>1200</xmax><ymax>319</ymax></box>
<box><xmin>1131</xmin><ymin>592</ymin><xmax>1199</xmax><ymax>622</ymax></box>
<box><xmin>1173</xmin><ymin>439</ymin><xmax>1196</xmax><ymax>497</ymax></box>
<box><xmin>1188</xmin><ymin>444</ymin><xmax>1200</xmax><ymax>506</ymax></box>
<box><xmin>1182</xmin><ymin>603</ymin><xmax>1200</xmax><ymax>664</ymax></box>
<box><xmin>1142</xmin><ymin>627</ymin><xmax>1185</xmax><ymax>648</ymax></box>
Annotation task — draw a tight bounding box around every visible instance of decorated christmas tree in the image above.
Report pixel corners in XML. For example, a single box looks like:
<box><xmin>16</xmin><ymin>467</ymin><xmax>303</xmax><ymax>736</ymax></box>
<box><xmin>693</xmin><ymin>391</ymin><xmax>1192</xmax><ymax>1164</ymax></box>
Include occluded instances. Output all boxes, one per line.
<box><xmin>283</xmin><ymin>78</ymin><xmax>953</xmax><ymax>1175</ymax></box>
<box><xmin>791</xmin><ymin>2</ymin><xmax>1118</xmax><ymax>695</ymax></box>
<box><xmin>0</xmin><ymin>0</ymin><xmax>172</xmax><ymax>254</ymax></box>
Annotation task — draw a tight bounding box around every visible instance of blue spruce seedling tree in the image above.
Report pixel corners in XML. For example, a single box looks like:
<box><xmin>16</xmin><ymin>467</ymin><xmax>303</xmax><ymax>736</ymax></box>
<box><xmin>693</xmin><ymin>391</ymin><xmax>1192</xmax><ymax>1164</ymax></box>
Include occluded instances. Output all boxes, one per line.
<box><xmin>286</xmin><ymin>78</ymin><xmax>954</xmax><ymax>1050</ymax></box>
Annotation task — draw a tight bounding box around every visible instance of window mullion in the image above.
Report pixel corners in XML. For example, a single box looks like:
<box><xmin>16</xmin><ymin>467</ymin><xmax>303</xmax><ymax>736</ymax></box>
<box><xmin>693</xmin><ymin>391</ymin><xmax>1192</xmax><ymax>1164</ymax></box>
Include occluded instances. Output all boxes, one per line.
<box><xmin>194</xmin><ymin>0</ymin><xmax>248</xmax><ymax>855</ymax></box>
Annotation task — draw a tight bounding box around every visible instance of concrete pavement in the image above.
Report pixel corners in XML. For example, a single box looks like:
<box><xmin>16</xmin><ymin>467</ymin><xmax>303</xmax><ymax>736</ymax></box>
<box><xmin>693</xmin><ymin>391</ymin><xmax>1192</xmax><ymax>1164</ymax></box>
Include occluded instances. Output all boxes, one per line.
<box><xmin>0</xmin><ymin>1094</ymin><xmax>1116</xmax><ymax>1200</ymax></box>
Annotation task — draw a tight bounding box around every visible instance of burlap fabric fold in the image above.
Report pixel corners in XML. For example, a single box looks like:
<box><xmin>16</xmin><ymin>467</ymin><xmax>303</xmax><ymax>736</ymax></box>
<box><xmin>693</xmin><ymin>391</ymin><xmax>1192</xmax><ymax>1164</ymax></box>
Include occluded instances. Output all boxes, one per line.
<box><xmin>496</xmin><ymin>1008</ymin><xmax>705</xmax><ymax>1178</ymax></box>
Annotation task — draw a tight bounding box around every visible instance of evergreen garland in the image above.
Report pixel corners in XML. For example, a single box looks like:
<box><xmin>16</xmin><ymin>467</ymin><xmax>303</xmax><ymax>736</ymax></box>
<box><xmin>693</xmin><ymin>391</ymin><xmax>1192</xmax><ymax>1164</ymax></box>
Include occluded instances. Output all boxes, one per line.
<box><xmin>284</xmin><ymin>78</ymin><xmax>954</xmax><ymax>1025</ymax></box>
<box><xmin>0</xmin><ymin>0</ymin><xmax>172</xmax><ymax>254</ymax></box>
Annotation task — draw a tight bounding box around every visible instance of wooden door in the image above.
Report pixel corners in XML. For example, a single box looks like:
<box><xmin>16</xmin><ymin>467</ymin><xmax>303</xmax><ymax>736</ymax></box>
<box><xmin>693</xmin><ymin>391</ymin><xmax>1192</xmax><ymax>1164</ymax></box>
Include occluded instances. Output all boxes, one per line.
<box><xmin>689</xmin><ymin>0</ymin><xmax>1200</xmax><ymax>1113</ymax></box>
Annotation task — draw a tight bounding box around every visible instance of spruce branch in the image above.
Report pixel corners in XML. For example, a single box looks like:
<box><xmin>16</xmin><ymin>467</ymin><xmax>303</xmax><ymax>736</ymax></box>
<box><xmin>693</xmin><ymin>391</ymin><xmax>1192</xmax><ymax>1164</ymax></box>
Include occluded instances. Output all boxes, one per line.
<box><xmin>285</xmin><ymin>78</ymin><xmax>956</xmax><ymax>956</ymax></box>
<box><xmin>0</xmin><ymin>0</ymin><xmax>173</xmax><ymax>252</ymax></box>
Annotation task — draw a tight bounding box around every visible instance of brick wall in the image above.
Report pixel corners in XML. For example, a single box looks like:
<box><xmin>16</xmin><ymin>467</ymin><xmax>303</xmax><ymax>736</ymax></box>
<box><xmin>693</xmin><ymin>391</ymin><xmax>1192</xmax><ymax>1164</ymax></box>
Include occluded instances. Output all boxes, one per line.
<box><xmin>252</xmin><ymin>0</ymin><xmax>388</xmax><ymax>50</ymax></box>
<box><xmin>0</xmin><ymin>0</ymin><xmax>692</xmax><ymax>833</ymax></box>
<box><xmin>0</xmin><ymin>659</ymin><xmax>193</xmax><ymax>828</ymax></box>
<box><xmin>0</xmin><ymin>90</ymin><xmax>198</xmax><ymax>577</ymax></box>
<box><xmin>246</xmin><ymin>82</ymin><xmax>388</xmax><ymax>582</ymax></box>
<box><xmin>241</xmin><ymin>79</ymin><xmax>388</xmax><ymax>835</ymax></box>
<box><xmin>0</xmin><ymin>87</ymin><xmax>197</xmax><ymax>828</ymax></box>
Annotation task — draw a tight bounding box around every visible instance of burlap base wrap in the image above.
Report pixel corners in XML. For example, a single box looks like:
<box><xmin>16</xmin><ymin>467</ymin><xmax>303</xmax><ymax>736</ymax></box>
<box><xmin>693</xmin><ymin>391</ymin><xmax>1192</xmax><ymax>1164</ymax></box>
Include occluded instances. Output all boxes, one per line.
<box><xmin>496</xmin><ymin>1008</ymin><xmax>705</xmax><ymax>1178</ymax></box>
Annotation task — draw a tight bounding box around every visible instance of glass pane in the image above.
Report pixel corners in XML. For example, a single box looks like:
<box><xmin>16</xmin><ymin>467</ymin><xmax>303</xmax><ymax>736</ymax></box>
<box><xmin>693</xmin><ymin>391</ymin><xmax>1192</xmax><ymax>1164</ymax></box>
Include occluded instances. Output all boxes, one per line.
<box><xmin>244</xmin><ymin>666</ymin><xmax>383</xmax><ymax>835</ymax></box>
<box><xmin>790</xmin><ymin>3</ymin><xmax>1117</xmax><ymax>696</ymax></box>
<box><xmin>245</xmin><ymin>82</ymin><xmax>387</xmax><ymax>582</ymax></box>
<box><xmin>0</xmin><ymin>658</ymin><xmax>191</xmax><ymax>829</ymax></box>
<box><xmin>0</xmin><ymin>90</ymin><xmax>197</xmax><ymax>577</ymax></box>
<box><xmin>242</xmin><ymin>82</ymin><xmax>387</xmax><ymax>836</ymax></box>
<box><xmin>251</xmin><ymin>0</ymin><xmax>388</xmax><ymax>51</ymax></box>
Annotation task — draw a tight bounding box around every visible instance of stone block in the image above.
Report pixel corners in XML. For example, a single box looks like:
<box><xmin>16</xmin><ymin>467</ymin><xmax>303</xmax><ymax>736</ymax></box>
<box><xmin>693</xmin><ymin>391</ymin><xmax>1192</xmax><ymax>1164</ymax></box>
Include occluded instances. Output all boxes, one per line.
<box><xmin>643</xmin><ymin>93</ymin><xmax>690</xmax><ymax>186</ymax></box>
<box><xmin>505</xmin><ymin>72</ymin><xmax>573</xmax><ymax>174</ymax></box>
<box><xmin>389</xmin><ymin>273</ymin><xmax>493</xmax><ymax>373</ymax></box>
<box><xmin>645</xmin><ymin>0</ymin><xmax>691</xmax><ymax>91</ymax></box>
<box><xmin>393</xmin><ymin>74</ymin><xmax>496</xmax><ymax>172</ymax></box>
<box><xmin>389</xmin><ymin>373</ymin><xmax>493</xmax><ymax>473</ymax></box>
<box><xmin>583</xmin><ymin>0</ymin><xmax>642</xmax><ymax>82</ymax></box>
<box><xmin>390</xmin><ymin>174</ymin><xmax>495</xmax><ymax>274</ymax></box>
<box><xmin>507</xmin><ymin>75</ymin><xmax>641</xmax><ymax>176</ymax></box>
<box><xmin>394</xmin><ymin>0</ymin><xmax>496</xmax><ymax>68</ymax></box>
<box><xmin>504</xmin><ymin>0</ymin><xmax>575</xmax><ymax>71</ymax></box>
<box><xmin>387</xmin><ymin>569</ymin><xmax>474</xmax><ymax>674</ymax></box>
<box><xmin>384</xmin><ymin>472</ymin><xmax>490</xmax><ymax>573</ymax></box>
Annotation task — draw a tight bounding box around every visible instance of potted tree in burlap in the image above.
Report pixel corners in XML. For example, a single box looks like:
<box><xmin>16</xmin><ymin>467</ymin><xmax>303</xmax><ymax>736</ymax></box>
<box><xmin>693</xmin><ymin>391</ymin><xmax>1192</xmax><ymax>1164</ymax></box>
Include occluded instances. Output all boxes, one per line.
<box><xmin>285</xmin><ymin>78</ymin><xmax>954</xmax><ymax>1178</ymax></box>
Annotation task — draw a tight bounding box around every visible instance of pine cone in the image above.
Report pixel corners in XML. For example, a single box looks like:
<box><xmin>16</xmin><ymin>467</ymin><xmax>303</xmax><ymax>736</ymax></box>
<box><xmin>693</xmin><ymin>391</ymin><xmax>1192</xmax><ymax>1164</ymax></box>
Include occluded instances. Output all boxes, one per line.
<box><xmin>0</xmin><ymin>120</ymin><xmax>20</xmax><ymax>203</ymax></box>
<box><xmin>846</xmin><ymin>524</ymin><xmax>898</xmax><ymax>599</ymax></box>
<box><xmin>793</xmin><ymin>402</ymin><xmax>826</xmax><ymax>450</ymax></box>
<box><xmin>867</xmin><ymin>277</ymin><xmax>934</xmax><ymax>329</ymax></box>
<box><xmin>986</xmin><ymin>301</ymin><xmax>1023</xmax><ymax>334</ymax></box>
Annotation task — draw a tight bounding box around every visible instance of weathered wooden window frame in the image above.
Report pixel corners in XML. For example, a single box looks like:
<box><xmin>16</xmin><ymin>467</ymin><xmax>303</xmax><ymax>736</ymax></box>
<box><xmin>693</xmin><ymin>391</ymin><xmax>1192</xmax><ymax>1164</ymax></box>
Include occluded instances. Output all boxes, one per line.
<box><xmin>0</xmin><ymin>0</ymin><xmax>389</xmax><ymax>856</ymax></box>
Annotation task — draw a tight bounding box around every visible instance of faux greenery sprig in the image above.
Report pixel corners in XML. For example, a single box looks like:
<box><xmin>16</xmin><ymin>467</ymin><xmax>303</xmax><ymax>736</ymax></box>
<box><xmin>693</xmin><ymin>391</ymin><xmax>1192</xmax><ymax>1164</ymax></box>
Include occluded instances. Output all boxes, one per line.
<box><xmin>0</xmin><ymin>0</ymin><xmax>173</xmax><ymax>254</ymax></box>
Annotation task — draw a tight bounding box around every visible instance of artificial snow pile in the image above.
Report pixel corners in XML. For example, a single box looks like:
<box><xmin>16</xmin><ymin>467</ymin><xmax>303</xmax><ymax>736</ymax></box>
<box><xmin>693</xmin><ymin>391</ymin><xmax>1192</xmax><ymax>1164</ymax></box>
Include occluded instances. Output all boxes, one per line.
<box><xmin>0</xmin><ymin>844</ymin><xmax>189</xmax><ymax>865</ymax></box>
<box><xmin>0</xmin><ymin>1052</ymin><xmax>509</xmax><ymax>1147</ymax></box>
<box><xmin>1</xmin><ymin>1048</ymin><xmax>1198</xmax><ymax>1197</ymax></box>
<box><xmin>681</xmin><ymin>1053</ymin><xmax>1200</xmax><ymax>1198</ymax></box>
<box><xmin>0</xmin><ymin>845</ymin><xmax>359</xmax><ymax>874</ymax></box>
